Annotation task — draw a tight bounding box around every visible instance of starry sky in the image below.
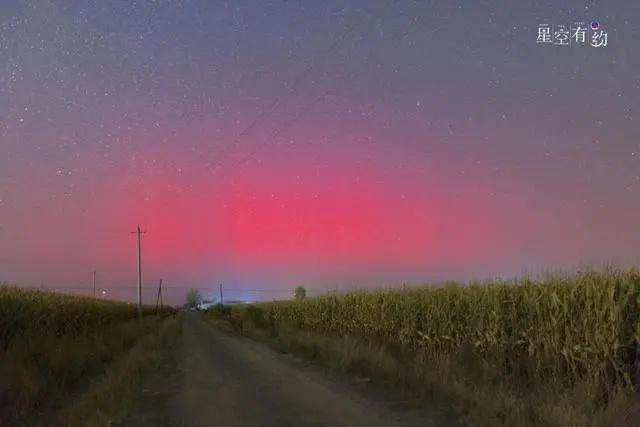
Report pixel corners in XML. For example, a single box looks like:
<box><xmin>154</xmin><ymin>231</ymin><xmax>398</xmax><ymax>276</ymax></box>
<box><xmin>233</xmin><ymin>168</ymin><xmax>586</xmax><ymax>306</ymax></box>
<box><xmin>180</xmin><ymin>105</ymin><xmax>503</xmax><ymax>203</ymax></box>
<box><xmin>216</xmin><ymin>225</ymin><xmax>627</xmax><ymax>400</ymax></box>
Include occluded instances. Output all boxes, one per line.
<box><xmin>1</xmin><ymin>1</ymin><xmax>639</xmax><ymax>303</ymax></box>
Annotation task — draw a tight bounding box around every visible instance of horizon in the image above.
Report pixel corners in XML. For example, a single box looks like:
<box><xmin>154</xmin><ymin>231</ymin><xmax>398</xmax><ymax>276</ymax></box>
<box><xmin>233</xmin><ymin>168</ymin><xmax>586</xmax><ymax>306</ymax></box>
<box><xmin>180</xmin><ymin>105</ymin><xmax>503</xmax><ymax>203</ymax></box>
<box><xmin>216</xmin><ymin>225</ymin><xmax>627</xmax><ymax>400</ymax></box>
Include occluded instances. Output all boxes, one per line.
<box><xmin>4</xmin><ymin>263</ymin><xmax>632</xmax><ymax>305</ymax></box>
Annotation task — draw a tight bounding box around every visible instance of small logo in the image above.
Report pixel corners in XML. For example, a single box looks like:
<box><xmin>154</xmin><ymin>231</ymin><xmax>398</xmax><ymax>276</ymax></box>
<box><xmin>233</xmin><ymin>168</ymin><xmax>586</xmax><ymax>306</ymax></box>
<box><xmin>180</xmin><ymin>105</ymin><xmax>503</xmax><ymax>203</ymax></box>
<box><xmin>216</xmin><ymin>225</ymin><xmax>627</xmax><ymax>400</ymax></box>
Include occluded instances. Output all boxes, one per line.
<box><xmin>536</xmin><ymin>21</ymin><xmax>608</xmax><ymax>47</ymax></box>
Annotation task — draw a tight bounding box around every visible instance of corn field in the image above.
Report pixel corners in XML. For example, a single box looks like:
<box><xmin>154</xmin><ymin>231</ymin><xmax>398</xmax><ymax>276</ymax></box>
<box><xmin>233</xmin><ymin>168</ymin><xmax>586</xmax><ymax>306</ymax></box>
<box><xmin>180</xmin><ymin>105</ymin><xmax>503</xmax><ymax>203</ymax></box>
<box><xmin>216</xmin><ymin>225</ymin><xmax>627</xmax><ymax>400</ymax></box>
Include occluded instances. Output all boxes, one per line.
<box><xmin>260</xmin><ymin>268</ymin><xmax>640</xmax><ymax>389</ymax></box>
<box><xmin>0</xmin><ymin>286</ymin><xmax>156</xmax><ymax>347</ymax></box>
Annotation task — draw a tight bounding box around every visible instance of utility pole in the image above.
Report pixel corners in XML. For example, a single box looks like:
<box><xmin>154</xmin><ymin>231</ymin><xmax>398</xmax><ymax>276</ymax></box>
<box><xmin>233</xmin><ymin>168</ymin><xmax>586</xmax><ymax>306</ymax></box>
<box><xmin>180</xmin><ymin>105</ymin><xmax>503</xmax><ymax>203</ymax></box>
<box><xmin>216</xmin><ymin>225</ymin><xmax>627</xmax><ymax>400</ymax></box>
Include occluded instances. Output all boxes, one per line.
<box><xmin>155</xmin><ymin>278</ymin><xmax>163</xmax><ymax>315</ymax></box>
<box><xmin>92</xmin><ymin>270</ymin><xmax>97</xmax><ymax>298</ymax></box>
<box><xmin>131</xmin><ymin>226</ymin><xmax>146</xmax><ymax>318</ymax></box>
<box><xmin>219</xmin><ymin>283</ymin><xmax>223</xmax><ymax>305</ymax></box>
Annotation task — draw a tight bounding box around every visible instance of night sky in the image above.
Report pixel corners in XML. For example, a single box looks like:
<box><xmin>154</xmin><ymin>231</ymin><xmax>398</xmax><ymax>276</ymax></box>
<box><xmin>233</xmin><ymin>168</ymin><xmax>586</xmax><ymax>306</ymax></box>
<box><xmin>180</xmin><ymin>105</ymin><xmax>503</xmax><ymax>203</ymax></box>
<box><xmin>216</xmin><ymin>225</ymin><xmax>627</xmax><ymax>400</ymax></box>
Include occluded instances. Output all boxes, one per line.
<box><xmin>1</xmin><ymin>1</ymin><xmax>639</xmax><ymax>303</ymax></box>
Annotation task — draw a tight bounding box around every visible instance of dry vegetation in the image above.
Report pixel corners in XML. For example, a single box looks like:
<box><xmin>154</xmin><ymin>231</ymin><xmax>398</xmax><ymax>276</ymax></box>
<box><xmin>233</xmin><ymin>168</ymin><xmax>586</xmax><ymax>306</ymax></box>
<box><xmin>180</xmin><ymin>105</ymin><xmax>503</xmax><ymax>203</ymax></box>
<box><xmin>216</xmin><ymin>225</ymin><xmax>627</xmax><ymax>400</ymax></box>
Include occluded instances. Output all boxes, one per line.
<box><xmin>0</xmin><ymin>287</ymin><xmax>154</xmax><ymax>346</ymax></box>
<box><xmin>57</xmin><ymin>316</ymin><xmax>180</xmax><ymax>426</ymax></box>
<box><xmin>209</xmin><ymin>268</ymin><xmax>640</xmax><ymax>426</ymax></box>
<box><xmin>0</xmin><ymin>286</ymin><xmax>175</xmax><ymax>426</ymax></box>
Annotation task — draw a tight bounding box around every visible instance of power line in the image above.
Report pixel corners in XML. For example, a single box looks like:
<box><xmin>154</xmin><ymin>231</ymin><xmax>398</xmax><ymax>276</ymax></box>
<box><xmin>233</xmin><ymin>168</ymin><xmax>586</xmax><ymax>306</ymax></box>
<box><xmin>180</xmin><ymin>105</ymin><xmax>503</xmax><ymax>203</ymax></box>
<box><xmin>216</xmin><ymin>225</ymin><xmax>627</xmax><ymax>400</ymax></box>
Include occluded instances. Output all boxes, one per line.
<box><xmin>226</xmin><ymin>9</ymin><xmax>430</xmax><ymax>172</ymax></box>
<box><xmin>130</xmin><ymin>226</ymin><xmax>146</xmax><ymax>318</ymax></box>
<box><xmin>155</xmin><ymin>278</ymin><xmax>163</xmax><ymax>314</ymax></box>
<box><xmin>205</xmin><ymin>12</ymin><xmax>367</xmax><ymax>173</ymax></box>
<box><xmin>31</xmin><ymin>285</ymin><xmax>339</xmax><ymax>293</ymax></box>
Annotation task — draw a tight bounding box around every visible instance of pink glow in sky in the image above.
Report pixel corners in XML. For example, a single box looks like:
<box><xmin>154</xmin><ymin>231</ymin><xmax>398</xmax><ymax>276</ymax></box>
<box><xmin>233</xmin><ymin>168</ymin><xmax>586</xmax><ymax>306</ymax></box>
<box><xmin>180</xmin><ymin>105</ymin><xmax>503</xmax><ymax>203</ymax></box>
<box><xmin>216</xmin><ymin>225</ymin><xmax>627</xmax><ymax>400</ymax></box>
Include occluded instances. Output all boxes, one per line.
<box><xmin>1</xmin><ymin>1</ymin><xmax>640</xmax><ymax>303</ymax></box>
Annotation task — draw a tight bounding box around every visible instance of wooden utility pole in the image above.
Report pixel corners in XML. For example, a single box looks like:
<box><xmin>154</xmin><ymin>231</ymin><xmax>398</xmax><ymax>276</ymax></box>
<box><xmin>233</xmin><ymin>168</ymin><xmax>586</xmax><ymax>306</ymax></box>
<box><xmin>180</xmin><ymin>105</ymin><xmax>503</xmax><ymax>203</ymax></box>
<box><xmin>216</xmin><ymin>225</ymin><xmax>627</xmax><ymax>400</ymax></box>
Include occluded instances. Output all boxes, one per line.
<box><xmin>219</xmin><ymin>283</ymin><xmax>223</xmax><ymax>305</ymax></box>
<box><xmin>131</xmin><ymin>226</ymin><xmax>146</xmax><ymax>318</ymax></box>
<box><xmin>92</xmin><ymin>270</ymin><xmax>97</xmax><ymax>298</ymax></box>
<box><xmin>155</xmin><ymin>278</ymin><xmax>163</xmax><ymax>314</ymax></box>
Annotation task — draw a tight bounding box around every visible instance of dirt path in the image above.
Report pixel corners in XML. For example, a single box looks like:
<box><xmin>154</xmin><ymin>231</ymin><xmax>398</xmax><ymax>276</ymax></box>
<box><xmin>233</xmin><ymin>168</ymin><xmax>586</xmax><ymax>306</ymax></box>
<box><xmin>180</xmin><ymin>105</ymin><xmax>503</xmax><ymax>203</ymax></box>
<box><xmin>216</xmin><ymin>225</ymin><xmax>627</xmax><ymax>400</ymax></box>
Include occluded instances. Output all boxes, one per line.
<box><xmin>118</xmin><ymin>313</ymin><xmax>459</xmax><ymax>427</ymax></box>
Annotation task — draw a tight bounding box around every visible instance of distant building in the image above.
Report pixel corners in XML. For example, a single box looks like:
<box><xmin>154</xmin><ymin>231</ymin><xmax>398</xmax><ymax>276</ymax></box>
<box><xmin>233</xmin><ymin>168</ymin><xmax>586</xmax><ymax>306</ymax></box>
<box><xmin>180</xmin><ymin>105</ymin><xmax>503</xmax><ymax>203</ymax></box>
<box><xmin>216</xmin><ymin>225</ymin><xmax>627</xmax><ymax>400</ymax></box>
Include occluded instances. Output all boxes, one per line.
<box><xmin>197</xmin><ymin>300</ymin><xmax>217</xmax><ymax>310</ymax></box>
<box><xmin>197</xmin><ymin>299</ymin><xmax>246</xmax><ymax>310</ymax></box>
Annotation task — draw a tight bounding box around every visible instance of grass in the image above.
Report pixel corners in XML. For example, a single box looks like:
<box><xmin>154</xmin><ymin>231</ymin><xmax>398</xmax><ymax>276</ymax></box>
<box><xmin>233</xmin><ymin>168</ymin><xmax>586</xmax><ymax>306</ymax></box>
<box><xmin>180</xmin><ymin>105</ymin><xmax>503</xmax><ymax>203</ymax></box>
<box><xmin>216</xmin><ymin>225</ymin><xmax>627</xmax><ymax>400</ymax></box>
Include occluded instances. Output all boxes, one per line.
<box><xmin>0</xmin><ymin>286</ymin><xmax>175</xmax><ymax>426</ymax></box>
<box><xmin>55</xmin><ymin>316</ymin><xmax>180</xmax><ymax>426</ymax></box>
<box><xmin>207</xmin><ymin>267</ymin><xmax>640</xmax><ymax>426</ymax></box>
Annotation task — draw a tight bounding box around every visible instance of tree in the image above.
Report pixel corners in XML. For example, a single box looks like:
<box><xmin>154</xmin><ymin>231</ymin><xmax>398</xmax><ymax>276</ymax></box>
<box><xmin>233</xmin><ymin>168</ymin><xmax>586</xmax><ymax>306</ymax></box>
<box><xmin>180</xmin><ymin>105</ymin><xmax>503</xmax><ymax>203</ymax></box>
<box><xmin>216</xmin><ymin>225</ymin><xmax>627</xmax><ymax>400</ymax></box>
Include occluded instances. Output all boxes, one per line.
<box><xmin>185</xmin><ymin>288</ymin><xmax>202</xmax><ymax>309</ymax></box>
<box><xmin>293</xmin><ymin>285</ymin><xmax>306</xmax><ymax>300</ymax></box>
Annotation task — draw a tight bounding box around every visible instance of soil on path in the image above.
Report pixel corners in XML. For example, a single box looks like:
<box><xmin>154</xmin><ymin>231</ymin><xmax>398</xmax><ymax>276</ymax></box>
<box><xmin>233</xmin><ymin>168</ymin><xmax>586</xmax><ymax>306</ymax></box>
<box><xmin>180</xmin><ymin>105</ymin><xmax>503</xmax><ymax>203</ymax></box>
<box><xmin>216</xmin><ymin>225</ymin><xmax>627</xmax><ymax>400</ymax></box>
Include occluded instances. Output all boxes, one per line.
<box><xmin>117</xmin><ymin>313</ymin><xmax>460</xmax><ymax>427</ymax></box>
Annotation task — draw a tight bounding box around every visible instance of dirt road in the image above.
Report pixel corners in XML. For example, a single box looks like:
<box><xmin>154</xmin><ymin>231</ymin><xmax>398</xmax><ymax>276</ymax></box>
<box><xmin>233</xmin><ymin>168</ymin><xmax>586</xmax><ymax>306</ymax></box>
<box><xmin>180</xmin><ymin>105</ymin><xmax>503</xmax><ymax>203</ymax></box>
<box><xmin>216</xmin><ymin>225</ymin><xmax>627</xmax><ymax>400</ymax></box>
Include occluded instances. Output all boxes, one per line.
<box><xmin>118</xmin><ymin>313</ymin><xmax>459</xmax><ymax>427</ymax></box>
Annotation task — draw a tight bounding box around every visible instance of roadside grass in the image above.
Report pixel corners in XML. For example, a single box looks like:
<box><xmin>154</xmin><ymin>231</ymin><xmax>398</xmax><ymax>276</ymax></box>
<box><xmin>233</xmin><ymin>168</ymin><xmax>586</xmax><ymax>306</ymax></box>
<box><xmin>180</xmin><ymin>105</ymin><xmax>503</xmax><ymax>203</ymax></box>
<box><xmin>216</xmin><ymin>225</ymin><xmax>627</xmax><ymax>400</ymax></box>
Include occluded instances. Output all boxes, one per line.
<box><xmin>0</xmin><ymin>316</ymin><xmax>171</xmax><ymax>425</ymax></box>
<box><xmin>56</xmin><ymin>316</ymin><xmax>180</xmax><ymax>426</ymax></box>
<box><xmin>205</xmin><ymin>268</ymin><xmax>640</xmax><ymax>426</ymax></box>
<box><xmin>210</xmin><ymin>313</ymin><xmax>640</xmax><ymax>426</ymax></box>
<box><xmin>265</xmin><ymin>324</ymin><xmax>640</xmax><ymax>426</ymax></box>
<box><xmin>0</xmin><ymin>287</ymin><xmax>177</xmax><ymax>426</ymax></box>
